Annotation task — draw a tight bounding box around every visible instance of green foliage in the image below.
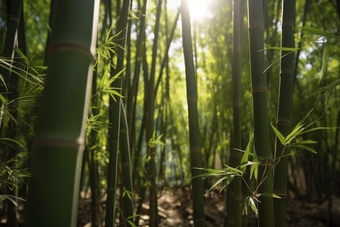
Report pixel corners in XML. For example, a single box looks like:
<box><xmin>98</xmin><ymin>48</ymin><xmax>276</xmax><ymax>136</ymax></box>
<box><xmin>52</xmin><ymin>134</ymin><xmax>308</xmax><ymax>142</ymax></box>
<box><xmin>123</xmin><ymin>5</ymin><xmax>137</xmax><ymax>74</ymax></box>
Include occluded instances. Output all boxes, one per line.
<box><xmin>117</xmin><ymin>206</ymin><xmax>139</xmax><ymax>227</ymax></box>
<box><xmin>271</xmin><ymin>109</ymin><xmax>337</xmax><ymax>157</ymax></box>
<box><xmin>118</xmin><ymin>188</ymin><xmax>140</xmax><ymax>227</ymax></box>
<box><xmin>0</xmin><ymin>151</ymin><xmax>29</xmax><ymax>189</ymax></box>
<box><xmin>195</xmin><ymin>110</ymin><xmax>336</xmax><ymax>216</ymax></box>
<box><xmin>95</xmin><ymin>24</ymin><xmax>120</xmax><ymax>68</ymax></box>
<box><xmin>122</xmin><ymin>187</ymin><xmax>140</xmax><ymax>201</ymax></box>
<box><xmin>0</xmin><ymin>50</ymin><xmax>43</xmax><ymax>208</ymax></box>
<box><xmin>148</xmin><ymin>131</ymin><xmax>165</xmax><ymax>148</ymax></box>
<box><xmin>241</xmin><ymin>195</ymin><xmax>258</xmax><ymax>215</ymax></box>
<box><xmin>0</xmin><ymin>151</ymin><xmax>29</xmax><ymax>206</ymax></box>
<box><xmin>195</xmin><ymin>156</ymin><xmax>277</xmax><ymax>216</ymax></box>
<box><xmin>301</xmin><ymin>27</ymin><xmax>340</xmax><ymax>83</ymax></box>
<box><xmin>96</xmin><ymin>66</ymin><xmax>124</xmax><ymax>102</ymax></box>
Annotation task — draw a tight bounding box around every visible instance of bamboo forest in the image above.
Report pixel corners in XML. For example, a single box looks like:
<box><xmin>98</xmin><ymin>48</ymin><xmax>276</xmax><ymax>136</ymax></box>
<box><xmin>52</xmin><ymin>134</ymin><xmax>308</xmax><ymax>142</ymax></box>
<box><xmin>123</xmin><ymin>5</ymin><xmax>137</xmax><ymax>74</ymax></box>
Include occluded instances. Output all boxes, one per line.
<box><xmin>1</xmin><ymin>0</ymin><xmax>340</xmax><ymax>226</ymax></box>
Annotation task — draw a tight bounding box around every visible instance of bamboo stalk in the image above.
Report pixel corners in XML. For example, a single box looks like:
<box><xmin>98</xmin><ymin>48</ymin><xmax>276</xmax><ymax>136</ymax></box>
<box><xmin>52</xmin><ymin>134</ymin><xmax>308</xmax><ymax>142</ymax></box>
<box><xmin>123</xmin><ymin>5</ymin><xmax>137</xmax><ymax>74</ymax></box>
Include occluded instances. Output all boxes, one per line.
<box><xmin>105</xmin><ymin>1</ymin><xmax>131</xmax><ymax>227</ymax></box>
<box><xmin>119</xmin><ymin>101</ymin><xmax>134</xmax><ymax>225</ymax></box>
<box><xmin>247</xmin><ymin>0</ymin><xmax>275</xmax><ymax>226</ymax></box>
<box><xmin>24</xmin><ymin>1</ymin><xmax>99</xmax><ymax>226</ymax></box>
<box><xmin>146</xmin><ymin>0</ymin><xmax>162</xmax><ymax>226</ymax></box>
<box><xmin>227</xmin><ymin>0</ymin><xmax>245</xmax><ymax>226</ymax></box>
<box><xmin>181</xmin><ymin>0</ymin><xmax>205</xmax><ymax>226</ymax></box>
<box><xmin>130</xmin><ymin>0</ymin><xmax>147</xmax><ymax>183</ymax></box>
<box><xmin>273</xmin><ymin>0</ymin><xmax>295</xmax><ymax>225</ymax></box>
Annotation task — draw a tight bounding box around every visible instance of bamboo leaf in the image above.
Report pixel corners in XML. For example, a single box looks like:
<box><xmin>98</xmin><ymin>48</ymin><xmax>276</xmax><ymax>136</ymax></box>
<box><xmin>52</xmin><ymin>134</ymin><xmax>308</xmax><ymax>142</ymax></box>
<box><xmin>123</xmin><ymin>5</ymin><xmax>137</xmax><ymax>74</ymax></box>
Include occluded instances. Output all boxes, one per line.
<box><xmin>297</xmin><ymin>109</ymin><xmax>313</xmax><ymax>128</ymax></box>
<box><xmin>15</xmin><ymin>48</ymin><xmax>30</xmax><ymax>65</ymax></box>
<box><xmin>315</xmin><ymin>79</ymin><xmax>340</xmax><ymax>95</ymax></box>
<box><xmin>242</xmin><ymin>196</ymin><xmax>258</xmax><ymax>215</ymax></box>
<box><xmin>103</xmin><ymin>89</ymin><xmax>123</xmax><ymax>101</ymax></box>
<box><xmin>286</xmin><ymin>128</ymin><xmax>304</xmax><ymax>144</ymax></box>
<box><xmin>225</xmin><ymin>165</ymin><xmax>244</xmax><ymax>175</ymax></box>
<box><xmin>257</xmin><ymin>193</ymin><xmax>281</xmax><ymax>199</ymax></box>
<box><xmin>240</xmin><ymin>161</ymin><xmax>261</xmax><ymax>171</ymax></box>
<box><xmin>319</xmin><ymin>42</ymin><xmax>330</xmax><ymax>84</ymax></box>
<box><xmin>241</xmin><ymin>197</ymin><xmax>249</xmax><ymax>215</ymax></box>
<box><xmin>250</xmin><ymin>150</ymin><xmax>259</xmax><ymax>180</ymax></box>
<box><xmin>125</xmin><ymin>219</ymin><xmax>136</xmax><ymax>227</ymax></box>
<box><xmin>286</xmin><ymin>109</ymin><xmax>314</xmax><ymax>143</ymax></box>
<box><xmin>263</xmin><ymin>52</ymin><xmax>292</xmax><ymax>73</ymax></box>
<box><xmin>0</xmin><ymin>74</ymin><xmax>8</xmax><ymax>92</ymax></box>
<box><xmin>240</xmin><ymin>137</ymin><xmax>252</xmax><ymax>173</ymax></box>
<box><xmin>249</xmin><ymin>197</ymin><xmax>258</xmax><ymax>215</ymax></box>
<box><xmin>206</xmin><ymin>176</ymin><xmax>228</xmax><ymax>193</ymax></box>
<box><xmin>271</xmin><ymin>124</ymin><xmax>286</xmax><ymax>145</ymax></box>
<box><xmin>129</xmin><ymin>9</ymin><xmax>139</xmax><ymax>20</ymax></box>
<box><xmin>293</xmin><ymin>140</ymin><xmax>317</xmax><ymax>144</ymax></box>
<box><xmin>289</xmin><ymin>144</ymin><xmax>317</xmax><ymax>154</ymax></box>
<box><xmin>259</xmin><ymin>46</ymin><xmax>299</xmax><ymax>52</ymax></box>
<box><xmin>108</xmin><ymin>68</ymin><xmax>125</xmax><ymax>85</ymax></box>
<box><xmin>44</xmin><ymin>21</ymin><xmax>52</xmax><ymax>35</ymax></box>
<box><xmin>0</xmin><ymin>93</ymin><xmax>7</xmax><ymax>104</ymax></box>
<box><xmin>98</xmin><ymin>65</ymin><xmax>110</xmax><ymax>90</ymax></box>
<box><xmin>299</xmin><ymin>126</ymin><xmax>337</xmax><ymax>135</ymax></box>
<box><xmin>302</xmin><ymin>26</ymin><xmax>333</xmax><ymax>38</ymax></box>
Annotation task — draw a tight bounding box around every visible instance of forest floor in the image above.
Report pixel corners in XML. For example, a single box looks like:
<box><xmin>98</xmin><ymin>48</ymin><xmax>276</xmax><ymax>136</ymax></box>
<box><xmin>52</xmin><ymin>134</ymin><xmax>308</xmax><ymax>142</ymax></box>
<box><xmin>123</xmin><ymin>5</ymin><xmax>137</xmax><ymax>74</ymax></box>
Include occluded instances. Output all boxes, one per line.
<box><xmin>77</xmin><ymin>186</ymin><xmax>337</xmax><ymax>227</ymax></box>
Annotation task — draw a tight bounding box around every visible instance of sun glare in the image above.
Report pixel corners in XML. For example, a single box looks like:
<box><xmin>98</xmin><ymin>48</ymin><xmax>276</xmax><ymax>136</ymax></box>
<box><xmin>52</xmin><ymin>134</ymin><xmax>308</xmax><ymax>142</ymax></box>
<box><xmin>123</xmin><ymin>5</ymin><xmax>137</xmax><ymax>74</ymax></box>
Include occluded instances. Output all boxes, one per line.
<box><xmin>188</xmin><ymin>0</ymin><xmax>212</xmax><ymax>20</ymax></box>
<box><xmin>167</xmin><ymin>0</ymin><xmax>213</xmax><ymax>20</ymax></box>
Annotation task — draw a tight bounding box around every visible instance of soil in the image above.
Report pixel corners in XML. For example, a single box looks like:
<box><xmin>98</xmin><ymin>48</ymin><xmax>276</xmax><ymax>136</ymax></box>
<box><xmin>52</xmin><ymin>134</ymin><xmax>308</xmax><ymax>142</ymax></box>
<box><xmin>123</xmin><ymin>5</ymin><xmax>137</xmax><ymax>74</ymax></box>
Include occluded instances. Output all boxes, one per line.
<box><xmin>77</xmin><ymin>187</ymin><xmax>336</xmax><ymax>227</ymax></box>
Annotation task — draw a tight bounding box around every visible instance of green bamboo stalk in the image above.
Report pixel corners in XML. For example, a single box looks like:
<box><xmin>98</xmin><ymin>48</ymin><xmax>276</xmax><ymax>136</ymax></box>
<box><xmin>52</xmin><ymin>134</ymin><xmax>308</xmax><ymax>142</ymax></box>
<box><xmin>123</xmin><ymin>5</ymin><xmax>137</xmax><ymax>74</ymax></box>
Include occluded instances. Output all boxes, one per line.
<box><xmin>130</xmin><ymin>0</ymin><xmax>147</xmax><ymax>183</ymax></box>
<box><xmin>24</xmin><ymin>1</ymin><xmax>99</xmax><ymax>227</ymax></box>
<box><xmin>293</xmin><ymin>0</ymin><xmax>309</xmax><ymax>85</ymax></box>
<box><xmin>134</xmin><ymin>49</ymin><xmax>149</xmax><ymax>226</ymax></box>
<box><xmin>247</xmin><ymin>1</ymin><xmax>274</xmax><ymax>226</ymax></box>
<box><xmin>146</xmin><ymin>0</ymin><xmax>162</xmax><ymax>226</ymax></box>
<box><xmin>327</xmin><ymin>111</ymin><xmax>340</xmax><ymax>224</ymax></box>
<box><xmin>134</xmin><ymin>156</ymin><xmax>147</xmax><ymax>226</ymax></box>
<box><xmin>123</xmin><ymin>1</ymin><xmax>133</xmax><ymax>98</ymax></box>
<box><xmin>227</xmin><ymin>0</ymin><xmax>245</xmax><ymax>226</ymax></box>
<box><xmin>89</xmin><ymin>145</ymin><xmax>101</xmax><ymax>227</ymax></box>
<box><xmin>157</xmin><ymin>0</ymin><xmax>169</xmax><ymax>189</ymax></box>
<box><xmin>154</xmin><ymin>8</ymin><xmax>180</xmax><ymax>97</ymax></box>
<box><xmin>181</xmin><ymin>0</ymin><xmax>205</xmax><ymax>226</ymax></box>
<box><xmin>105</xmin><ymin>1</ymin><xmax>130</xmax><ymax>227</ymax></box>
<box><xmin>273</xmin><ymin>0</ymin><xmax>295</xmax><ymax>226</ymax></box>
<box><xmin>119</xmin><ymin>101</ymin><xmax>134</xmax><ymax>225</ymax></box>
<box><xmin>89</xmin><ymin>66</ymin><xmax>102</xmax><ymax>227</ymax></box>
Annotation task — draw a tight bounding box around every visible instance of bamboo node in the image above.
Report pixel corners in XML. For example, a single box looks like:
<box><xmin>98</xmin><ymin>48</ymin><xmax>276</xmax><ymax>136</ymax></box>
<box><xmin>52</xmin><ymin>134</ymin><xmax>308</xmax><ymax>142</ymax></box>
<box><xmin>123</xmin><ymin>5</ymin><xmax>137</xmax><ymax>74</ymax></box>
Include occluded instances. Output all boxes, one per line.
<box><xmin>9</xmin><ymin>16</ymin><xmax>20</xmax><ymax>22</ymax></box>
<box><xmin>122</xmin><ymin>162</ymin><xmax>130</xmax><ymax>167</ymax></box>
<box><xmin>249</xmin><ymin>22</ymin><xmax>264</xmax><ymax>29</ymax></box>
<box><xmin>233</xmin><ymin>102</ymin><xmax>242</xmax><ymax>108</ymax></box>
<box><xmin>47</xmin><ymin>43</ymin><xmax>95</xmax><ymax>61</ymax></box>
<box><xmin>282</xmin><ymin>22</ymin><xmax>294</xmax><ymax>27</ymax></box>
<box><xmin>34</xmin><ymin>138</ymin><xmax>83</xmax><ymax>149</ymax></box>
<box><xmin>107</xmin><ymin>187</ymin><xmax>118</xmax><ymax>190</ymax></box>
<box><xmin>252</xmin><ymin>88</ymin><xmax>267</xmax><ymax>94</ymax></box>
<box><xmin>280</xmin><ymin>70</ymin><xmax>293</xmax><ymax>75</ymax></box>
<box><xmin>193</xmin><ymin>217</ymin><xmax>205</xmax><ymax>221</ymax></box>
<box><xmin>109</xmin><ymin>139</ymin><xmax>119</xmax><ymax>144</ymax></box>
<box><xmin>276</xmin><ymin>121</ymin><xmax>291</xmax><ymax>126</ymax></box>
<box><xmin>190</xmin><ymin>147</ymin><xmax>201</xmax><ymax>153</ymax></box>
<box><xmin>187</xmin><ymin>96</ymin><xmax>197</xmax><ymax>101</ymax></box>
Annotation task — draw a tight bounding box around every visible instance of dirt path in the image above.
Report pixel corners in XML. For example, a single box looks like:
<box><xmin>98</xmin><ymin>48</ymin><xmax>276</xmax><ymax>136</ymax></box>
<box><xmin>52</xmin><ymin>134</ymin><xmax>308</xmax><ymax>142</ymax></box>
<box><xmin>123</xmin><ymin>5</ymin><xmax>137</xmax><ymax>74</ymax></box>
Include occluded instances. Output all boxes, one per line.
<box><xmin>77</xmin><ymin>187</ymin><xmax>332</xmax><ymax>227</ymax></box>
